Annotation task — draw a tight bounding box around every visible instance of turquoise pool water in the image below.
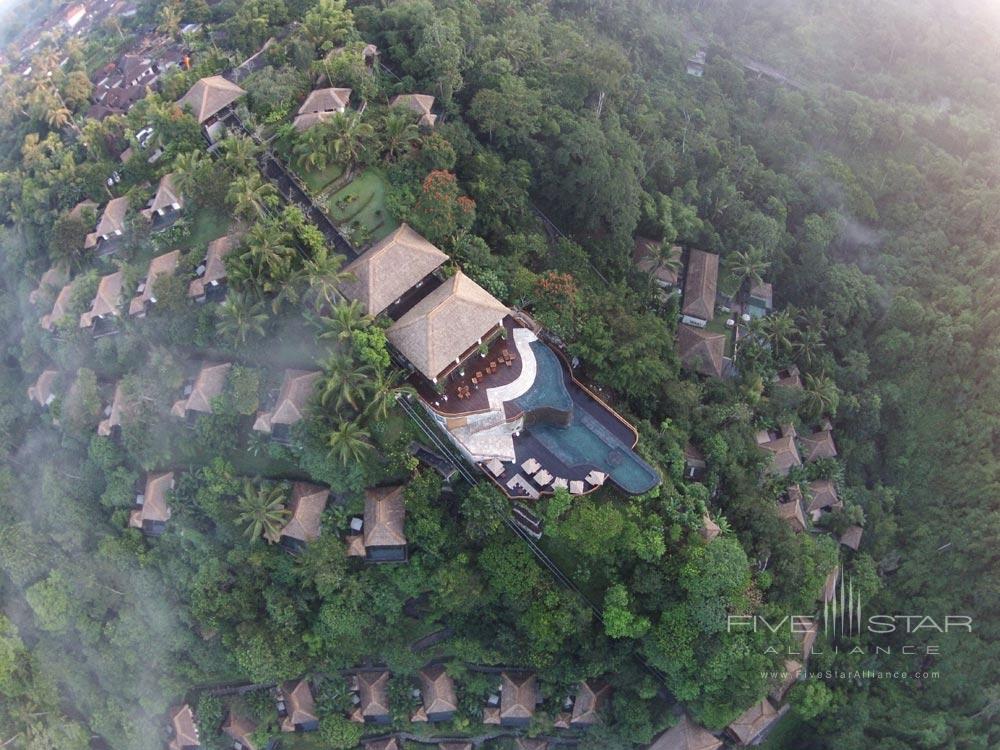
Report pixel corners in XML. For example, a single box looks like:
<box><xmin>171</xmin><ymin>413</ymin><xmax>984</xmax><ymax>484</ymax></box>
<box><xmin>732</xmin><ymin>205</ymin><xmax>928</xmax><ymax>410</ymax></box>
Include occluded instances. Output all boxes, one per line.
<box><xmin>513</xmin><ymin>342</ymin><xmax>660</xmax><ymax>495</ymax></box>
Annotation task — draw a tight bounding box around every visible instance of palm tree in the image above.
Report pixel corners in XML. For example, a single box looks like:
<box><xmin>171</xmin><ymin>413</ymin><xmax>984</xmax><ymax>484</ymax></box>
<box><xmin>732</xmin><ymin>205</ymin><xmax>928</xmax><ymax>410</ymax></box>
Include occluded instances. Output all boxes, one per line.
<box><xmin>380</xmin><ymin>109</ymin><xmax>419</xmax><ymax>162</ymax></box>
<box><xmin>328</xmin><ymin>113</ymin><xmax>374</xmax><ymax>174</ymax></box>
<box><xmin>218</xmin><ymin>292</ymin><xmax>269</xmax><ymax>345</ymax></box>
<box><xmin>727</xmin><ymin>247</ymin><xmax>770</xmax><ymax>288</ymax></box>
<box><xmin>235</xmin><ymin>480</ymin><xmax>290</xmax><ymax>543</ymax></box>
<box><xmin>760</xmin><ymin>311</ymin><xmax>796</xmax><ymax>356</ymax></box>
<box><xmin>172</xmin><ymin>150</ymin><xmax>209</xmax><ymax>196</ymax></box>
<box><xmin>327</xmin><ymin>419</ymin><xmax>373</xmax><ymax>465</ymax></box>
<box><xmin>242</xmin><ymin>222</ymin><xmax>295</xmax><ymax>283</ymax></box>
<box><xmin>303</xmin><ymin>246</ymin><xmax>353</xmax><ymax>311</ymax></box>
<box><xmin>157</xmin><ymin>3</ymin><xmax>182</xmax><ymax>37</ymax></box>
<box><xmin>228</xmin><ymin>173</ymin><xmax>277</xmax><ymax>220</ymax></box>
<box><xmin>317</xmin><ymin>299</ymin><xmax>370</xmax><ymax>343</ymax></box>
<box><xmin>319</xmin><ymin>352</ymin><xmax>372</xmax><ymax>412</ymax></box>
<box><xmin>794</xmin><ymin>327</ymin><xmax>825</xmax><ymax>368</ymax></box>
<box><xmin>221</xmin><ymin>134</ymin><xmax>261</xmax><ymax>175</ymax></box>
<box><xmin>801</xmin><ymin>373</ymin><xmax>840</xmax><ymax>421</ymax></box>
<box><xmin>364</xmin><ymin>368</ymin><xmax>415</xmax><ymax>422</ymax></box>
<box><xmin>293</xmin><ymin>125</ymin><xmax>332</xmax><ymax>174</ymax></box>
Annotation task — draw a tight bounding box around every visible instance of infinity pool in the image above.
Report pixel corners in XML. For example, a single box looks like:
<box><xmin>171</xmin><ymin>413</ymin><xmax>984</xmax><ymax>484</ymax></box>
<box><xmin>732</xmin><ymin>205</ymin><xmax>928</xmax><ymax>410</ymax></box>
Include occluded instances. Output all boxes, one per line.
<box><xmin>513</xmin><ymin>342</ymin><xmax>660</xmax><ymax>495</ymax></box>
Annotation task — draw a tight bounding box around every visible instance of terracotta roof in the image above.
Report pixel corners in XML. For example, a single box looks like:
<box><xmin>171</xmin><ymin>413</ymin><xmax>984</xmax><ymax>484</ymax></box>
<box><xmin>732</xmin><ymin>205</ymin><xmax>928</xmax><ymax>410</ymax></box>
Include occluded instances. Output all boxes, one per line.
<box><xmin>167</xmin><ymin>704</ymin><xmax>199</xmax><ymax>750</ymax></box>
<box><xmin>500</xmin><ymin>671</ymin><xmax>538</xmax><ymax>723</ymax></box>
<box><xmin>390</xmin><ymin>93</ymin><xmax>436</xmax><ymax>126</ymax></box>
<box><xmin>634</xmin><ymin>238</ymin><xmax>681</xmax><ymax>286</ymax></box>
<box><xmin>364</xmin><ymin>486</ymin><xmax>407</xmax><ymax>548</ymax></box>
<box><xmin>253</xmin><ymin>369</ymin><xmax>320</xmax><ymax>432</ymax></box>
<box><xmin>275</xmin><ymin>482</ymin><xmax>328</xmax><ymax>543</ymax></box>
<box><xmin>222</xmin><ymin>712</ymin><xmax>256</xmax><ymax>750</ymax></box>
<box><xmin>357</xmin><ymin>671</ymin><xmax>390</xmax><ymax>721</ymax></box>
<box><xmin>280</xmin><ymin>679</ymin><xmax>318</xmax><ymax>732</ymax></box>
<box><xmin>29</xmin><ymin>266</ymin><xmax>69</xmax><ymax>304</ymax></box>
<box><xmin>95</xmin><ymin>196</ymin><xmax>129</xmax><ymax>237</ymax></box>
<box><xmin>777</xmin><ymin>497</ymin><xmax>806</xmax><ymax>533</ymax></box>
<box><xmin>648</xmin><ymin>714</ymin><xmax>722</xmax><ymax>750</ymax></box>
<box><xmin>799</xmin><ymin>428</ymin><xmax>837</xmax><ymax>462</ymax></box>
<box><xmin>177</xmin><ymin>75</ymin><xmax>246</xmax><ymax>123</ymax></box>
<box><xmin>840</xmin><ymin>525</ymin><xmax>863</xmax><ymax>551</ymax></box>
<box><xmin>98</xmin><ymin>382</ymin><xmax>126</xmax><ymax>436</ymax></box>
<box><xmin>80</xmin><ymin>271</ymin><xmax>124</xmax><ymax>328</ymax></box>
<box><xmin>676</xmin><ymin>324</ymin><xmax>726</xmax><ymax>378</ymax></box>
<box><xmin>28</xmin><ymin>370</ymin><xmax>59</xmax><ymax>406</ymax></box>
<box><xmin>681</xmin><ymin>249</ymin><xmax>719</xmax><ymax>321</ymax></box>
<box><xmin>340</xmin><ymin>223</ymin><xmax>448</xmax><ymax>316</ymax></box>
<box><xmin>419</xmin><ymin>664</ymin><xmax>458</xmax><ymax>719</ymax></box>
<box><xmin>41</xmin><ymin>281</ymin><xmax>76</xmax><ymax>330</ymax></box>
<box><xmin>388</xmin><ymin>271</ymin><xmax>509</xmax><ymax>380</ymax></box>
<box><xmin>129</xmin><ymin>472</ymin><xmax>174</xmax><ymax>530</ymax></box>
<box><xmin>171</xmin><ymin>363</ymin><xmax>231</xmax><ymax>416</ymax></box>
<box><xmin>700</xmin><ymin>513</ymin><xmax>721</xmax><ymax>542</ymax></box>
<box><xmin>147</xmin><ymin>173</ymin><xmax>183</xmax><ymax>215</ymax></box>
<box><xmin>298</xmin><ymin>87</ymin><xmax>351</xmax><ymax>114</ymax></box>
<box><xmin>189</xmin><ymin>233</ymin><xmax>239</xmax><ymax>298</ymax></box>
<box><xmin>769</xmin><ymin>659</ymin><xmax>802</xmax><ymax>704</ymax></box>
<box><xmin>806</xmin><ymin>479</ymin><xmax>840</xmax><ymax>515</ymax></box>
<box><xmin>759</xmin><ymin>429</ymin><xmax>802</xmax><ymax>477</ymax></box>
<box><xmin>129</xmin><ymin>250</ymin><xmax>180</xmax><ymax>315</ymax></box>
<box><xmin>727</xmin><ymin>699</ymin><xmax>782</xmax><ymax>745</ymax></box>
<box><xmin>571</xmin><ymin>679</ymin><xmax>611</xmax><ymax>726</ymax></box>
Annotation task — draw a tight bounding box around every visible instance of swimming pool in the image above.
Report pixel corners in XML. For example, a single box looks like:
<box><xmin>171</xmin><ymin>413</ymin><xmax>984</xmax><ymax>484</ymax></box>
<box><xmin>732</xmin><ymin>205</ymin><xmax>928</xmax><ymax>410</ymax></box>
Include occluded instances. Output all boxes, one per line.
<box><xmin>513</xmin><ymin>342</ymin><xmax>660</xmax><ymax>495</ymax></box>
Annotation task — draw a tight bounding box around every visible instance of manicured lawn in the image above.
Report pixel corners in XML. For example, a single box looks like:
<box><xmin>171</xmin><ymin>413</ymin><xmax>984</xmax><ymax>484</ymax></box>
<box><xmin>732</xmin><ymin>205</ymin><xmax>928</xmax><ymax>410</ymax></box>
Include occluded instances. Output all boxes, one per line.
<box><xmin>189</xmin><ymin>207</ymin><xmax>232</xmax><ymax>249</ymax></box>
<box><xmin>705</xmin><ymin>314</ymin><xmax>736</xmax><ymax>356</ymax></box>
<box><xmin>300</xmin><ymin>162</ymin><xmax>345</xmax><ymax>194</ymax></box>
<box><xmin>326</xmin><ymin>168</ymin><xmax>398</xmax><ymax>244</ymax></box>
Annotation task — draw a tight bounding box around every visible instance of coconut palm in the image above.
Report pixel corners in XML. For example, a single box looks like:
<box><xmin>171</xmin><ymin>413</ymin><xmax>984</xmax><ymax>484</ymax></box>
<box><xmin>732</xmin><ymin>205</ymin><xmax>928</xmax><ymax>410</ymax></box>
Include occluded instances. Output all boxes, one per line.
<box><xmin>760</xmin><ymin>310</ymin><xmax>796</xmax><ymax>356</ymax></box>
<box><xmin>228</xmin><ymin>173</ymin><xmax>278</xmax><ymax>220</ymax></box>
<box><xmin>218</xmin><ymin>292</ymin><xmax>269</xmax><ymax>345</ymax></box>
<box><xmin>317</xmin><ymin>299</ymin><xmax>370</xmax><ymax>343</ymax></box>
<box><xmin>242</xmin><ymin>222</ymin><xmax>295</xmax><ymax>282</ymax></box>
<box><xmin>364</xmin><ymin>368</ymin><xmax>415</xmax><ymax>422</ymax></box>
<box><xmin>303</xmin><ymin>245</ymin><xmax>353</xmax><ymax>311</ymax></box>
<box><xmin>801</xmin><ymin>373</ymin><xmax>840</xmax><ymax>421</ymax></box>
<box><xmin>794</xmin><ymin>327</ymin><xmax>825</xmax><ymax>368</ymax></box>
<box><xmin>319</xmin><ymin>352</ymin><xmax>372</xmax><ymax>412</ymax></box>
<box><xmin>294</xmin><ymin>125</ymin><xmax>333</xmax><ymax>173</ymax></box>
<box><xmin>328</xmin><ymin>113</ymin><xmax>374</xmax><ymax>173</ymax></box>
<box><xmin>220</xmin><ymin>134</ymin><xmax>262</xmax><ymax>175</ymax></box>
<box><xmin>727</xmin><ymin>247</ymin><xmax>770</xmax><ymax>288</ymax></box>
<box><xmin>327</xmin><ymin>419</ymin><xmax>373</xmax><ymax>465</ymax></box>
<box><xmin>380</xmin><ymin>109</ymin><xmax>419</xmax><ymax>162</ymax></box>
<box><xmin>172</xmin><ymin>150</ymin><xmax>211</xmax><ymax>197</ymax></box>
<box><xmin>235</xmin><ymin>479</ymin><xmax>290</xmax><ymax>543</ymax></box>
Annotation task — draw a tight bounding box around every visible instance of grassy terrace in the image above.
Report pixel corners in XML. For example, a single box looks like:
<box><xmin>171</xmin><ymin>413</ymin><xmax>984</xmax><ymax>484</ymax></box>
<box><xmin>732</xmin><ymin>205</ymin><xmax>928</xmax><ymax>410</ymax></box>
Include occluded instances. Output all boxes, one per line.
<box><xmin>326</xmin><ymin>167</ymin><xmax>397</xmax><ymax>245</ymax></box>
<box><xmin>705</xmin><ymin>311</ymin><xmax>736</xmax><ymax>356</ymax></box>
<box><xmin>300</xmin><ymin>162</ymin><xmax>345</xmax><ymax>194</ymax></box>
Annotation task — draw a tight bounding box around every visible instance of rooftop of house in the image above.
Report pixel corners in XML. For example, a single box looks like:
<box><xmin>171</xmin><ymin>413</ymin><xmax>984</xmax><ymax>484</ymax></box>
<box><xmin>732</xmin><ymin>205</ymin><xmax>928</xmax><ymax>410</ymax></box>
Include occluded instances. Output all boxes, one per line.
<box><xmin>355</xmin><ymin>670</ymin><xmax>390</xmax><ymax>721</ymax></box>
<box><xmin>145</xmin><ymin>172</ymin><xmax>184</xmax><ymax>215</ymax></box>
<box><xmin>129</xmin><ymin>250</ymin><xmax>180</xmax><ymax>315</ymax></box>
<box><xmin>514</xmin><ymin>739</ymin><xmax>548</xmax><ymax>750</ymax></box>
<box><xmin>171</xmin><ymin>362</ymin><xmax>231</xmax><ymax>416</ymax></box>
<box><xmin>280</xmin><ymin>679</ymin><xmax>318</xmax><ymax>732</ymax></box>
<box><xmin>840</xmin><ymin>524</ymin><xmax>863</xmax><ymax>550</ymax></box>
<box><xmin>364</xmin><ymin>739</ymin><xmax>400</xmax><ymax>750</ymax></box>
<box><xmin>774</xmin><ymin>365</ymin><xmax>803</xmax><ymax>389</ymax></box>
<box><xmin>167</xmin><ymin>704</ymin><xmax>199</xmax><ymax>750</ymax></box>
<box><xmin>293</xmin><ymin>87</ymin><xmax>353</xmax><ymax>130</ymax></box>
<box><xmin>769</xmin><ymin>658</ymin><xmax>803</xmax><ymax>704</ymax></box>
<box><xmin>271</xmin><ymin>482</ymin><xmax>328</xmax><ymax>544</ymax></box>
<box><xmin>189</xmin><ymin>233</ymin><xmax>239</xmax><ymax>298</ymax></box>
<box><xmin>648</xmin><ymin>713</ymin><xmax>722</xmax><ymax>750</ymax></box>
<box><xmin>253</xmin><ymin>369</ymin><xmax>321</xmax><ymax>433</ymax></box>
<box><xmin>98</xmin><ymin>382</ymin><xmax>126</xmax><ymax>436</ymax></box>
<box><xmin>701</xmin><ymin>513</ymin><xmax>721</xmax><ymax>542</ymax></box>
<box><xmin>681</xmin><ymin>249</ymin><xmax>719</xmax><ymax>321</ymax></box>
<box><xmin>634</xmin><ymin>237</ymin><xmax>682</xmax><ymax>286</ymax></box>
<box><xmin>95</xmin><ymin>196</ymin><xmax>129</xmax><ymax>238</ymax></box>
<box><xmin>416</xmin><ymin>663</ymin><xmax>458</xmax><ymax>719</ymax></box>
<box><xmin>757</xmin><ymin>425</ymin><xmax>802</xmax><ymax>477</ymax></box>
<box><xmin>806</xmin><ymin>479</ymin><xmax>840</xmax><ymax>515</ymax></box>
<box><xmin>777</xmin><ymin>495</ymin><xmax>807</xmax><ymax>532</ymax></box>
<box><xmin>29</xmin><ymin>266</ymin><xmax>69</xmax><ymax>305</ymax></box>
<box><xmin>727</xmin><ymin>698</ymin><xmax>784</xmax><ymax>745</ymax></box>
<box><xmin>222</xmin><ymin>712</ymin><xmax>256</xmax><ymax>750</ymax></box>
<box><xmin>676</xmin><ymin>323</ymin><xmax>727</xmax><ymax>378</ymax></box>
<box><xmin>364</xmin><ymin>485</ymin><xmax>407</xmax><ymax>548</ymax></box>
<box><xmin>500</xmin><ymin>671</ymin><xmax>538</xmax><ymax>723</ymax></box>
<box><xmin>341</xmin><ymin>223</ymin><xmax>448</xmax><ymax>317</ymax></box>
<box><xmin>41</xmin><ymin>280</ymin><xmax>76</xmax><ymax>331</ymax></box>
<box><xmin>799</xmin><ymin>427</ymin><xmax>837</xmax><ymax>462</ymax></box>
<box><xmin>571</xmin><ymin>678</ymin><xmax>612</xmax><ymax>726</ymax></box>
<box><xmin>388</xmin><ymin>271</ymin><xmax>510</xmax><ymax>382</ymax></box>
<box><xmin>27</xmin><ymin>369</ymin><xmax>59</xmax><ymax>406</ymax></box>
<box><xmin>176</xmin><ymin>75</ymin><xmax>246</xmax><ymax>123</ymax></box>
<box><xmin>390</xmin><ymin>93</ymin><xmax>437</xmax><ymax>127</ymax></box>
<box><xmin>79</xmin><ymin>271</ymin><xmax>124</xmax><ymax>328</ymax></box>
<box><xmin>438</xmin><ymin>743</ymin><xmax>473</xmax><ymax>750</ymax></box>
<box><xmin>129</xmin><ymin>472</ymin><xmax>174</xmax><ymax>530</ymax></box>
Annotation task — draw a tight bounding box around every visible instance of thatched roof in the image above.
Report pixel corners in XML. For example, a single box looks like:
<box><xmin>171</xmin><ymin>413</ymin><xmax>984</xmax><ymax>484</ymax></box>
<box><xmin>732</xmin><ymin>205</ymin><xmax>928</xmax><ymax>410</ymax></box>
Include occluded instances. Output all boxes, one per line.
<box><xmin>189</xmin><ymin>233</ymin><xmax>239</xmax><ymax>298</ymax></box>
<box><xmin>293</xmin><ymin>88</ymin><xmax>351</xmax><ymax>130</ymax></box>
<box><xmin>387</xmin><ymin>271</ymin><xmax>509</xmax><ymax>381</ymax></box>
<box><xmin>438</xmin><ymin>743</ymin><xmax>473</xmax><ymax>750</ymax></box>
<box><xmin>759</xmin><ymin>428</ymin><xmax>802</xmax><ymax>477</ymax></box>
<box><xmin>274</xmin><ymin>482</ymin><xmax>328</xmax><ymax>543</ymax></box>
<box><xmin>171</xmin><ymin>363</ymin><xmax>231</xmax><ymax>416</ymax></box>
<box><xmin>167</xmin><ymin>704</ymin><xmax>199</xmax><ymax>750</ymax></box>
<box><xmin>681</xmin><ymin>249</ymin><xmax>718</xmax><ymax>321</ymax></box>
<box><xmin>700</xmin><ymin>513</ymin><xmax>721</xmax><ymax>542</ymax></box>
<box><xmin>341</xmin><ymin>223</ymin><xmax>448</xmax><ymax>316</ymax></box>
<box><xmin>648</xmin><ymin>714</ymin><xmax>722</xmax><ymax>750</ymax></box>
<box><xmin>129</xmin><ymin>472</ymin><xmax>174</xmax><ymax>530</ymax></box>
<box><xmin>800</xmin><ymin>428</ymin><xmax>837</xmax><ymax>462</ymax></box>
<box><xmin>28</xmin><ymin>370</ymin><xmax>59</xmax><ymax>406</ymax></box>
<box><xmin>676</xmin><ymin>324</ymin><xmax>726</xmax><ymax>378</ymax></box>
<box><xmin>29</xmin><ymin>266</ymin><xmax>69</xmax><ymax>305</ymax></box>
<box><xmin>570</xmin><ymin>678</ymin><xmax>611</xmax><ymax>726</ymax></box>
<box><xmin>775</xmin><ymin>365</ymin><xmax>803</xmax><ymax>389</ymax></box>
<box><xmin>418</xmin><ymin>664</ymin><xmax>458</xmax><ymax>719</ymax></box>
<box><xmin>280</xmin><ymin>679</ymin><xmax>318</xmax><ymax>732</ymax></box>
<box><xmin>95</xmin><ymin>196</ymin><xmax>129</xmax><ymax>237</ymax></box>
<box><xmin>146</xmin><ymin>172</ymin><xmax>183</xmax><ymax>214</ymax></box>
<box><xmin>777</xmin><ymin>496</ymin><xmax>806</xmax><ymax>533</ymax></box>
<box><xmin>364</xmin><ymin>740</ymin><xmax>400</xmax><ymax>750</ymax></box>
<box><xmin>806</xmin><ymin>479</ymin><xmax>840</xmax><ymax>515</ymax></box>
<box><xmin>41</xmin><ymin>281</ymin><xmax>75</xmax><ymax>330</ymax></box>
<box><xmin>177</xmin><ymin>75</ymin><xmax>246</xmax><ymax>123</ymax></box>
<box><xmin>98</xmin><ymin>382</ymin><xmax>126</xmax><ymax>436</ymax></box>
<box><xmin>727</xmin><ymin>699</ymin><xmax>783</xmax><ymax>746</ymax></box>
<box><xmin>500</xmin><ymin>671</ymin><xmax>538</xmax><ymax>724</ymax></box>
<box><xmin>840</xmin><ymin>525</ymin><xmax>863</xmax><ymax>550</ymax></box>
<box><xmin>129</xmin><ymin>250</ymin><xmax>180</xmax><ymax>315</ymax></box>
<box><xmin>357</xmin><ymin>671</ymin><xmax>391</xmax><ymax>721</ymax></box>
<box><xmin>390</xmin><ymin>93</ymin><xmax>436</xmax><ymax>126</ymax></box>
<box><xmin>222</xmin><ymin>712</ymin><xmax>256</xmax><ymax>750</ymax></box>
<box><xmin>514</xmin><ymin>740</ymin><xmax>548</xmax><ymax>750</ymax></box>
<box><xmin>79</xmin><ymin>271</ymin><xmax>124</xmax><ymax>328</ymax></box>
<box><xmin>253</xmin><ymin>369</ymin><xmax>320</xmax><ymax>433</ymax></box>
<box><xmin>364</xmin><ymin>485</ymin><xmax>407</xmax><ymax>548</ymax></box>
